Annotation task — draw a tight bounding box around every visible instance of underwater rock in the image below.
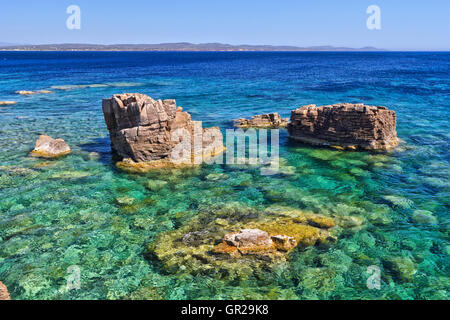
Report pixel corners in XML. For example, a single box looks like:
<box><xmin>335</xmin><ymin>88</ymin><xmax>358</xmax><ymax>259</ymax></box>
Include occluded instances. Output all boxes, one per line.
<box><xmin>148</xmin><ymin>204</ymin><xmax>337</xmax><ymax>278</ymax></box>
<box><xmin>233</xmin><ymin>113</ymin><xmax>289</xmax><ymax>128</ymax></box>
<box><xmin>412</xmin><ymin>210</ymin><xmax>437</xmax><ymax>224</ymax></box>
<box><xmin>146</xmin><ymin>179</ymin><xmax>168</xmax><ymax>191</ymax></box>
<box><xmin>336</xmin><ymin>216</ymin><xmax>365</xmax><ymax>229</ymax></box>
<box><xmin>383</xmin><ymin>256</ymin><xmax>417</xmax><ymax>282</ymax></box>
<box><xmin>0</xmin><ymin>101</ymin><xmax>17</xmax><ymax>105</ymax></box>
<box><xmin>30</xmin><ymin>134</ymin><xmax>71</xmax><ymax>158</ymax></box>
<box><xmin>205</xmin><ymin>173</ymin><xmax>229</xmax><ymax>181</ymax></box>
<box><xmin>382</xmin><ymin>195</ymin><xmax>414</xmax><ymax>209</ymax></box>
<box><xmin>0</xmin><ymin>281</ymin><xmax>11</xmax><ymax>300</ymax></box>
<box><xmin>288</xmin><ymin>103</ymin><xmax>399</xmax><ymax>151</ymax></box>
<box><xmin>102</xmin><ymin>93</ymin><xmax>224</xmax><ymax>171</ymax></box>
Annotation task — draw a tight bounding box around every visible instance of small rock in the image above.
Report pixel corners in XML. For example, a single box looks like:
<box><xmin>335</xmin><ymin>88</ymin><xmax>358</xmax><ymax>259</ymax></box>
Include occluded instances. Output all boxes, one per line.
<box><xmin>115</xmin><ymin>196</ymin><xmax>136</xmax><ymax>206</ymax></box>
<box><xmin>412</xmin><ymin>210</ymin><xmax>437</xmax><ymax>224</ymax></box>
<box><xmin>30</xmin><ymin>134</ymin><xmax>71</xmax><ymax>158</ymax></box>
<box><xmin>16</xmin><ymin>90</ymin><xmax>36</xmax><ymax>95</ymax></box>
<box><xmin>233</xmin><ymin>113</ymin><xmax>289</xmax><ymax>128</ymax></box>
<box><xmin>205</xmin><ymin>173</ymin><xmax>228</xmax><ymax>181</ymax></box>
<box><xmin>382</xmin><ymin>195</ymin><xmax>414</xmax><ymax>209</ymax></box>
<box><xmin>146</xmin><ymin>180</ymin><xmax>168</xmax><ymax>191</ymax></box>
<box><xmin>271</xmin><ymin>235</ymin><xmax>297</xmax><ymax>251</ymax></box>
<box><xmin>0</xmin><ymin>281</ymin><xmax>11</xmax><ymax>300</ymax></box>
<box><xmin>384</xmin><ymin>257</ymin><xmax>417</xmax><ymax>282</ymax></box>
<box><xmin>0</xmin><ymin>101</ymin><xmax>17</xmax><ymax>105</ymax></box>
<box><xmin>337</xmin><ymin>216</ymin><xmax>365</xmax><ymax>228</ymax></box>
<box><xmin>182</xmin><ymin>230</ymin><xmax>210</xmax><ymax>246</ymax></box>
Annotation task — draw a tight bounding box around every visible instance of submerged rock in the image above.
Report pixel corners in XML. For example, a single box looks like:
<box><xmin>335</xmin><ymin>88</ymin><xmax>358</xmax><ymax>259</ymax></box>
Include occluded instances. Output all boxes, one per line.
<box><xmin>0</xmin><ymin>101</ymin><xmax>17</xmax><ymax>105</ymax></box>
<box><xmin>288</xmin><ymin>103</ymin><xmax>399</xmax><ymax>151</ymax></box>
<box><xmin>233</xmin><ymin>113</ymin><xmax>289</xmax><ymax>128</ymax></box>
<box><xmin>147</xmin><ymin>204</ymin><xmax>337</xmax><ymax>278</ymax></box>
<box><xmin>412</xmin><ymin>210</ymin><xmax>437</xmax><ymax>224</ymax></box>
<box><xmin>0</xmin><ymin>281</ymin><xmax>11</xmax><ymax>300</ymax></box>
<box><xmin>30</xmin><ymin>134</ymin><xmax>71</xmax><ymax>158</ymax></box>
<box><xmin>384</xmin><ymin>256</ymin><xmax>417</xmax><ymax>282</ymax></box>
<box><xmin>102</xmin><ymin>93</ymin><xmax>224</xmax><ymax>172</ymax></box>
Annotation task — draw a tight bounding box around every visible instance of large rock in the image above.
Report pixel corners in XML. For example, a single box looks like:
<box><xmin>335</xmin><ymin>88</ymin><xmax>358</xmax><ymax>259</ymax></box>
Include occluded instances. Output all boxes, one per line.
<box><xmin>30</xmin><ymin>134</ymin><xmax>71</xmax><ymax>158</ymax></box>
<box><xmin>233</xmin><ymin>113</ymin><xmax>289</xmax><ymax>128</ymax></box>
<box><xmin>288</xmin><ymin>103</ymin><xmax>399</xmax><ymax>151</ymax></box>
<box><xmin>102</xmin><ymin>93</ymin><xmax>224</xmax><ymax>171</ymax></box>
<box><xmin>0</xmin><ymin>281</ymin><xmax>11</xmax><ymax>300</ymax></box>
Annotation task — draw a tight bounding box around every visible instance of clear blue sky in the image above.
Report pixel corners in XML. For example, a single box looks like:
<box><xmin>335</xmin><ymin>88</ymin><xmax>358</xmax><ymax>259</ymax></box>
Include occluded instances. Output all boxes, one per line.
<box><xmin>0</xmin><ymin>0</ymin><xmax>449</xmax><ymax>50</ymax></box>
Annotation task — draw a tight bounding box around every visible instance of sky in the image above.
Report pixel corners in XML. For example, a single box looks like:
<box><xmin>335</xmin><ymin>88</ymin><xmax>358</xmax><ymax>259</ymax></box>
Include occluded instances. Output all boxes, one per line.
<box><xmin>0</xmin><ymin>0</ymin><xmax>449</xmax><ymax>50</ymax></box>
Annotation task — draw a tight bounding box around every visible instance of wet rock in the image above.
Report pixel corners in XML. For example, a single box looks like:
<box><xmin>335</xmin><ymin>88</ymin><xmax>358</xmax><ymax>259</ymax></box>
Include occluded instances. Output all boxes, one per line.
<box><xmin>148</xmin><ymin>204</ymin><xmax>337</xmax><ymax>278</ymax></box>
<box><xmin>412</xmin><ymin>210</ymin><xmax>437</xmax><ymax>224</ymax></box>
<box><xmin>0</xmin><ymin>281</ymin><xmax>11</xmax><ymax>300</ymax></box>
<box><xmin>102</xmin><ymin>93</ymin><xmax>224</xmax><ymax>171</ymax></box>
<box><xmin>16</xmin><ymin>90</ymin><xmax>36</xmax><ymax>95</ymax></box>
<box><xmin>288</xmin><ymin>103</ymin><xmax>399</xmax><ymax>151</ymax></box>
<box><xmin>146</xmin><ymin>179</ymin><xmax>168</xmax><ymax>191</ymax></box>
<box><xmin>382</xmin><ymin>195</ymin><xmax>414</xmax><ymax>209</ymax></box>
<box><xmin>383</xmin><ymin>256</ymin><xmax>417</xmax><ymax>282</ymax></box>
<box><xmin>336</xmin><ymin>216</ymin><xmax>365</xmax><ymax>229</ymax></box>
<box><xmin>182</xmin><ymin>230</ymin><xmax>211</xmax><ymax>246</ymax></box>
<box><xmin>205</xmin><ymin>173</ymin><xmax>228</xmax><ymax>181</ymax></box>
<box><xmin>30</xmin><ymin>134</ymin><xmax>71</xmax><ymax>158</ymax></box>
<box><xmin>233</xmin><ymin>113</ymin><xmax>289</xmax><ymax>128</ymax></box>
<box><xmin>0</xmin><ymin>101</ymin><xmax>16</xmax><ymax>105</ymax></box>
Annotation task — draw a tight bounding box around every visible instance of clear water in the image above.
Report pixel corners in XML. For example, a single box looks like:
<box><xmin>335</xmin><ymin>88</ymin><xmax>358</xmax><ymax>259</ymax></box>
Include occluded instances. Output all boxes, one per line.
<box><xmin>0</xmin><ymin>52</ymin><xmax>448</xmax><ymax>300</ymax></box>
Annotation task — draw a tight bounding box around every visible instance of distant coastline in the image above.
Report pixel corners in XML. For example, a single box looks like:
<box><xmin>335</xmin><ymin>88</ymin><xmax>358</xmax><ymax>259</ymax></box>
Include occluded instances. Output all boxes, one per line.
<box><xmin>0</xmin><ymin>42</ymin><xmax>384</xmax><ymax>52</ymax></box>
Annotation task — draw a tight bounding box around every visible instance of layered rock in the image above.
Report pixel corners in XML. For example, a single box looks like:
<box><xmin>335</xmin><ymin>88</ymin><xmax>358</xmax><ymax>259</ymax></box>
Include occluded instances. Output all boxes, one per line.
<box><xmin>288</xmin><ymin>103</ymin><xmax>399</xmax><ymax>151</ymax></box>
<box><xmin>102</xmin><ymin>93</ymin><xmax>224</xmax><ymax>171</ymax></box>
<box><xmin>233</xmin><ymin>113</ymin><xmax>289</xmax><ymax>128</ymax></box>
<box><xmin>30</xmin><ymin>134</ymin><xmax>71</xmax><ymax>158</ymax></box>
<box><xmin>0</xmin><ymin>281</ymin><xmax>11</xmax><ymax>300</ymax></box>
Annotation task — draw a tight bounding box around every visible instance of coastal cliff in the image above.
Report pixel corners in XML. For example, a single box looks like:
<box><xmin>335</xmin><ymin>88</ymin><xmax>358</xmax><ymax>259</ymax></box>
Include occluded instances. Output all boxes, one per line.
<box><xmin>288</xmin><ymin>103</ymin><xmax>399</xmax><ymax>151</ymax></box>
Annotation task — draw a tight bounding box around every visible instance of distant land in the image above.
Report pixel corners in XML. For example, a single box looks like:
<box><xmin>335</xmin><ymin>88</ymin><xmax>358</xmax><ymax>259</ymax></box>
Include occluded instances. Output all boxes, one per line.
<box><xmin>0</xmin><ymin>42</ymin><xmax>384</xmax><ymax>52</ymax></box>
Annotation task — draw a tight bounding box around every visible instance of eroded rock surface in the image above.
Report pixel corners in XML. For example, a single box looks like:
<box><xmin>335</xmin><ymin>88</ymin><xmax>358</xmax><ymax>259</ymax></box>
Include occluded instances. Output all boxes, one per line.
<box><xmin>288</xmin><ymin>103</ymin><xmax>399</xmax><ymax>151</ymax></box>
<box><xmin>234</xmin><ymin>113</ymin><xmax>289</xmax><ymax>128</ymax></box>
<box><xmin>30</xmin><ymin>134</ymin><xmax>71</xmax><ymax>158</ymax></box>
<box><xmin>102</xmin><ymin>93</ymin><xmax>224</xmax><ymax>171</ymax></box>
<box><xmin>0</xmin><ymin>281</ymin><xmax>11</xmax><ymax>300</ymax></box>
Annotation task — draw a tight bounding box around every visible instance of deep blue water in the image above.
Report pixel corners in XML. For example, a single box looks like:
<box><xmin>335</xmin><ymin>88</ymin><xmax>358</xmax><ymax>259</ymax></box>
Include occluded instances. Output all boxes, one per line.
<box><xmin>0</xmin><ymin>52</ymin><xmax>448</xmax><ymax>300</ymax></box>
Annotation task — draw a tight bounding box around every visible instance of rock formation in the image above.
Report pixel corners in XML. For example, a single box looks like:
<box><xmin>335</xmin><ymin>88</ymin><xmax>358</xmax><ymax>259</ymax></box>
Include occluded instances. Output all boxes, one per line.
<box><xmin>288</xmin><ymin>103</ymin><xmax>399</xmax><ymax>151</ymax></box>
<box><xmin>214</xmin><ymin>228</ymin><xmax>298</xmax><ymax>258</ymax></box>
<box><xmin>102</xmin><ymin>93</ymin><xmax>224</xmax><ymax>172</ymax></box>
<box><xmin>148</xmin><ymin>204</ymin><xmax>337</xmax><ymax>279</ymax></box>
<box><xmin>30</xmin><ymin>134</ymin><xmax>71</xmax><ymax>158</ymax></box>
<box><xmin>233</xmin><ymin>113</ymin><xmax>289</xmax><ymax>128</ymax></box>
<box><xmin>0</xmin><ymin>281</ymin><xmax>11</xmax><ymax>300</ymax></box>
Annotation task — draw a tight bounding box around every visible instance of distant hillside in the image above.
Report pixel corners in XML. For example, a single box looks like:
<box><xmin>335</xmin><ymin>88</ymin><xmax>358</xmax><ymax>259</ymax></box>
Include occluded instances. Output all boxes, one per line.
<box><xmin>0</xmin><ymin>42</ymin><xmax>383</xmax><ymax>52</ymax></box>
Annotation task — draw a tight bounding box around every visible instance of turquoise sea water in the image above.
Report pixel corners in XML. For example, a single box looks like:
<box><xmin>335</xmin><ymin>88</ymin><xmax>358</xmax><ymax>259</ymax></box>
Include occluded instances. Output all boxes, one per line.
<box><xmin>0</xmin><ymin>52</ymin><xmax>448</xmax><ymax>300</ymax></box>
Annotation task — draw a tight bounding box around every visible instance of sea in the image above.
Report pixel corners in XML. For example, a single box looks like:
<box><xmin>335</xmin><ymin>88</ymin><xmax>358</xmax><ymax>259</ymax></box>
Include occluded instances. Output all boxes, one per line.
<box><xmin>0</xmin><ymin>51</ymin><xmax>448</xmax><ymax>299</ymax></box>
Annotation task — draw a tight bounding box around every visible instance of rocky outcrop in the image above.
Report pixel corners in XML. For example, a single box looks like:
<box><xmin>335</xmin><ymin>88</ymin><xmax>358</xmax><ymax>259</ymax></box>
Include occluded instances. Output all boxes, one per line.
<box><xmin>288</xmin><ymin>103</ymin><xmax>399</xmax><ymax>151</ymax></box>
<box><xmin>233</xmin><ymin>113</ymin><xmax>289</xmax><ymax>128</ymax></box>
<box><xmin>15</xmin><ymin>90</ymin><xmax>52</xmax><ymax>95</ymax></box>
<box><xmin>102</xmin><ymin>93</ymin><xmax>224</xmax><ymax>172</ymax></box>
<box><xmin>0</xmin><ymin>281</ymin><xmax>11</xmax><ymax>300</ymax></box>
<box><xmin>30</xmin><ymin>135</ymin><xmax>71</xmax><ymax>158</ymax></box>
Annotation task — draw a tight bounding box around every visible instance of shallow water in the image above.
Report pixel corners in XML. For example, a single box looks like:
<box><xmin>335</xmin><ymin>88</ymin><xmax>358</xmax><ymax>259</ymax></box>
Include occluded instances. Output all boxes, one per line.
<box><xmin>0</xmin><ymin>52</ymin><xmax>448</xmax><ymax>299</ymax></box>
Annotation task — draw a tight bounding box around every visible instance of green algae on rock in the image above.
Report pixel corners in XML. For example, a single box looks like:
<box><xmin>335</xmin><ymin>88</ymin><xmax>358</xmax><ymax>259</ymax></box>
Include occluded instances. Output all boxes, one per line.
<box><xmin>147</xmin><ymin>203</ymin><xmax>337</xmax><ymax>279</ymax></box>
